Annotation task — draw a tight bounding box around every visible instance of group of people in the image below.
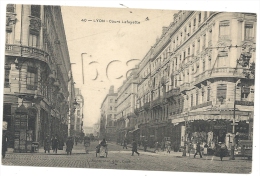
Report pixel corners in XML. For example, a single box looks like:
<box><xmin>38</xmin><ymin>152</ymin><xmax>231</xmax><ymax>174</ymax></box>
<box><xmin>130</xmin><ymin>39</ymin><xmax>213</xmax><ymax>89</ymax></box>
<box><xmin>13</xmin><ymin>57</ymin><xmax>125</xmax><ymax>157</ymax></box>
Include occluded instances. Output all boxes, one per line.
<box><xmin>44</xmin><ymin>136</ymin><xmax>74</xmax><ymax>155</ymax></box>
<box><xmin>191</xmin><ymin>141</ymin><xmax>228</xmax><ymax>161</ymax></box>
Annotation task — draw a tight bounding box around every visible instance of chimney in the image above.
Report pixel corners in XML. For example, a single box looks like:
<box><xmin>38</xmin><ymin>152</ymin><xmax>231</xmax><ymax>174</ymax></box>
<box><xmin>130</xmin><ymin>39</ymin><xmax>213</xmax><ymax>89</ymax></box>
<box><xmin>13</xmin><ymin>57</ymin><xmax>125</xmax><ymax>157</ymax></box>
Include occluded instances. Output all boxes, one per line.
<box><xmin>173</xmin><ymin>14</ymin><xmax>178</xmax><ymax>21</ymax></box>
<box><xmin>109</xmin><ymin>85</ymin><xmax>114</xmax><ymax>94</ymax></box>
<box><xmin>162</xmin><ymin>26</ymin><xmax>168</xmax><ymax>35</ymax></box>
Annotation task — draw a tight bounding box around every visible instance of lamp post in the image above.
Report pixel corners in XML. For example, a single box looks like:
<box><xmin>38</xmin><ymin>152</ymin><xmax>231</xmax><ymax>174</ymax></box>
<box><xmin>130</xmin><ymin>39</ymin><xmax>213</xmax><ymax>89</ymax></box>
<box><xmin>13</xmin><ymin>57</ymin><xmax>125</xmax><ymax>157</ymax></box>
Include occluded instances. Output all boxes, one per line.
<box><xmin>81</xmin><ymin>53</ymin><xmax>87</xmax><ymax>84</ymax></box>
<box><xmin>230</xmin><ymin>79</ymin><xmax>241</xmax><ymax>160</ymax></box>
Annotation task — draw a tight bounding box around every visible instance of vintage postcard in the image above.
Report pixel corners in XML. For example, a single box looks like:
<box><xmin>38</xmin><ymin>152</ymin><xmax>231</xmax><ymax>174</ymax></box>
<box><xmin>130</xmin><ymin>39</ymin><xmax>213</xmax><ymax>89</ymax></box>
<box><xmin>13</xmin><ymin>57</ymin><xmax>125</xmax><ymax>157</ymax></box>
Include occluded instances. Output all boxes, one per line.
<box><xmin>1</xmin><ymin>1</ymin><xmax>259</xmax><ymax>176</ymax></box>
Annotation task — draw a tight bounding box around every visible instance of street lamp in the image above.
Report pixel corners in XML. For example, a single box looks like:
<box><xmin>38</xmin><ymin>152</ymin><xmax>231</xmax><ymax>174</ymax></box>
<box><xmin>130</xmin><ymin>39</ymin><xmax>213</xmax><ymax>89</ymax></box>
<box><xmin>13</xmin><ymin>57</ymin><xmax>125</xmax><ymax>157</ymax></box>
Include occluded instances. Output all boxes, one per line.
<box><xmin>81</xmin><ymin>53</ymin><xmax>87</xmax><ymax>84</ymax></box>
<box><xmin>230</xmin><ymin>79</ymin><xmax>241</xmax><ymax>160</ymax></box>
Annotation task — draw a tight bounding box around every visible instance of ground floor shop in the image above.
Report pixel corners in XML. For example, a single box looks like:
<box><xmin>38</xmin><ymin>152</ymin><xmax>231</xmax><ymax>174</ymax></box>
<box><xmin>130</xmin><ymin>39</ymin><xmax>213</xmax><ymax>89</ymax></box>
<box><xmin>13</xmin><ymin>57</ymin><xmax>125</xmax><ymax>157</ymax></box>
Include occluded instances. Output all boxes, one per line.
<box><xmin>3</xmin><ymin>95</ymin><xmax>68</xmax><ymax>152</ymax></box>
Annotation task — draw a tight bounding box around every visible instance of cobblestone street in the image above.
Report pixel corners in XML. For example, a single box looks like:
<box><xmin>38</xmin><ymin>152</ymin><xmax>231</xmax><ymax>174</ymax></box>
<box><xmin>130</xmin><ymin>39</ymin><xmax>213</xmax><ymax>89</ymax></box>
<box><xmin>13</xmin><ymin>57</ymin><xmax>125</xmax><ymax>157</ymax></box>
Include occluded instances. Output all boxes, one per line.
<box><xmin>1</xmin><ymin>141</ymin><xmax>252</xmax><ymax>174</ymax></box>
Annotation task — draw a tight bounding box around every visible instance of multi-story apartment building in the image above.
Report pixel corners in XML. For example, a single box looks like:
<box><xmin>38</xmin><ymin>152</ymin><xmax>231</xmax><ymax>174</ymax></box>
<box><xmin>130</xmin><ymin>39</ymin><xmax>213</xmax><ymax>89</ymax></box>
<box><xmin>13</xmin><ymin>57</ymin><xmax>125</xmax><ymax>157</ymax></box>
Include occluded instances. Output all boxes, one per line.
<box><xmin>3</xmin><ymin>4</ymin><xmax>76</xmax><ymax>152</ymax></box>
<box><xmin>99</xmin><ymin>86</ymin><xmax>117</xmax><ymax>140</ymax></box>
<box><xmin>115</xmin><ymin>71</ymin><xmax>138</xmax><ymax>143</ymax></box>
<box><xmin>72</xmin><ymin>88</ymin><xmax>84</xmax><ymax>138</ymax></box>
<box><xmin>127</xmin><ymin>11</ymin><xmax>256</xmax><ymax>150</ymax></box>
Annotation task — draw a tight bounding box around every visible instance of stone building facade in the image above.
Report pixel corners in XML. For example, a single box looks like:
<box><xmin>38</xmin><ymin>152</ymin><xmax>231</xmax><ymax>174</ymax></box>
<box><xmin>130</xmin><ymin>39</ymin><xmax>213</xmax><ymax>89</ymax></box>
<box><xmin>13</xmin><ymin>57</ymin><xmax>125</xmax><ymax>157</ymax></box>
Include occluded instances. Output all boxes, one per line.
<box><xmin>114</xmin><ymin>11</ymin><xmax>256</xmax><ymax>150</ymax></box>
<box><xmin>3</xmin><ymin>4</ymin><xmax>76</xmax><ymax>151</ymax></box>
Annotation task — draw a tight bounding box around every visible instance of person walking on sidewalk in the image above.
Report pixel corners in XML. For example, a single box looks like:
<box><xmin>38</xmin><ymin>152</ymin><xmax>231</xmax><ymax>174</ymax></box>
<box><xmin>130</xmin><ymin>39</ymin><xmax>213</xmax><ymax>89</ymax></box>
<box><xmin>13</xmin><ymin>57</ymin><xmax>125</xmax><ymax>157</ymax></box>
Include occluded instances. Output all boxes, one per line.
<box><xmin>52</xmin><ymin>136</ymin><xmax>59</xmax><ymax>153</ymax></box>
<box><xmin>166</xmin><ymin>140</ymin><xmax>171</xmax><ymax>154</ymax></box>
<box><xmin>131</xmin><ymin>139</ymin><xmax>140</xmax><ymax>156</ymax></box>
<box><xmin>66</xmin><ymin>137</ymin><xmax>74</xmax><ymax>155</ymax></box>
<box><xmin>194</xmin><ymin>142</ymin><xmax>202</xmax><ymax>158</ymax></box>
<box><xmin>44</xmin><ymin>136</ymin><xmax>50</xmax><ymax>153</ymax></box>
<box><xmin>154</xmin><ymin>141</ymin><xmax>160</xmax><ymax>153</ymax></box>
<box><xmin>143</xmin><ymin>139</ymin><xmax>148</xmax><ymax>152</ymax></box>
<box><xmin>123</xmin><ymin>138</ymin><xmax>128</xmax><ymax>149</ymax></box>
<box><xmin>2</xmin><ymin>132</ymin><xmax>8</xmax><ymax>159</ymax></box>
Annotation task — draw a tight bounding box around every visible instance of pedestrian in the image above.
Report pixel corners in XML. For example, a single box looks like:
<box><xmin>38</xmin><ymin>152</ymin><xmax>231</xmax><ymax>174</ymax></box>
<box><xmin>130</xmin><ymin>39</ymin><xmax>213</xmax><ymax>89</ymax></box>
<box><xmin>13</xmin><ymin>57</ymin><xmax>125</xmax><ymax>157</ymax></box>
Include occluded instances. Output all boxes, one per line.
<box><xmin>2</xmin><ymin>132</ymin><xmax>8</xmax><ymax>159</ymax></box>
<box><xmin>204</xmin><ymin>143</ymin><xmax>209</xmax><ymax>156</ymax></box>
<box><xmin>131</xmin><ymin>139</ymin><xmax>140</xmax><ymax>156</ymax></box>
<box><xmin>66</xmin><ymin>137</ymin><xmax>74</xmax><ymax>155</ymax></box>
<box><xmin>99</xmin><ymin>138</ymin><xmax>107</xmax><ymax>157</ymax></box>
<box><xmin>194</xmin><ymin>142</ymin><xmax>202</xmax><ymax>158</ymax></box>
<box><xmin>154</xmin><ymin>141</ymin><xmax>160</xmax><ymax>153</ymax></box>
<box><xmin>123</xmin><ymin>138</ymin><xmax>128</xmax><ymax>149</ymax></box>
<box><xmin>218</xmin><ymin>142</ymin><xmax>227</xmax><ymax>161</ymax></box>
<box><xmin>187</xmin><ymin>142</ymin><xmax>192</xmax><ymax>157</ymax></box>
<box><xmin>143</xmin><ymin>139</ymin><xmax>148</xmax><ymax>152</ymax></box>
<box><xmin>234</xmin><ymin>132</ymin><xmax>239</xmax><ymax>149</ymax></box>
<box><xmin>166</xmin><ymin>140</ymin><xmax>171</xmax><ymax>154</ymax></box>
<box><xmin>52</xmin><ymin>136</ymin><xmax>59</xmax><ymax>153</ymax></box>
<box><xmin>161</xmin><ymin>140</ymin><xmax>165</xmax><ymax>151</ymax></box>
<box><xmin>44</xmin><ymin>136</ymin><xmax>50</xmax><ymax>153</ymax></box>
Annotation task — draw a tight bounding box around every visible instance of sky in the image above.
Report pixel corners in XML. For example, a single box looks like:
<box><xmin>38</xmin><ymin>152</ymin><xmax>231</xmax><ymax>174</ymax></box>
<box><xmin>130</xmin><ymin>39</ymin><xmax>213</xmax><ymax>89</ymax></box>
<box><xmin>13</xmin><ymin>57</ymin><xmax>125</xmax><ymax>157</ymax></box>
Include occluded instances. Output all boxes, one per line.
<box><xmin>0</xmin><ymin>1</ymin><xmax>260</xmax><ymax>176</ymax></box>
<box><xmin>61</xmin><ymin>6</ymin><xmax>178</xmax><ymax>127</ymax></box>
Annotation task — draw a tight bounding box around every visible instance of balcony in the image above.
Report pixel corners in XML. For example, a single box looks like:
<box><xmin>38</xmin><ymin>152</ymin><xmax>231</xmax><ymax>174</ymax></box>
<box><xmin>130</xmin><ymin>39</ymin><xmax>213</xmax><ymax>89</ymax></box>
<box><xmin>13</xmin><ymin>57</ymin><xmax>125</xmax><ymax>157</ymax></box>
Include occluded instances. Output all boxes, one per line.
<box><xmin>193</xmin><ymin>67</ymin><xmax>248</xmax><ymax>86</ymax></box>
<box><xmin>165</xmin><ymin>87</ymin><xmax>180</xmax><ymax>99</ymax></box>
<box><xmin>5</xmin><ymin>44</ymin><xmax>50</xmax><ymax>66</ymax></box>
<box><xmin>190</xmin><ymin>101</ymin><xmax>212</xmax><ymax>111</ymax></box>
<box><xmin>179</xmin><ymin>82</ymin><xmax>190</xmax><ymax>93</ymax></box>
<box><xmin>144</xmin><ymin>102</ymin><xmax>150</xmax><ymax>111</ymax></box>
<box><xmin>151</xmin><ymin>98</ymin><xmax>163</xmax><ymax>108</ymax></box>
<box><xmin>235</xmin><ymin>101</ymin><xmax>254</xmax><ymax>106</ymax></box>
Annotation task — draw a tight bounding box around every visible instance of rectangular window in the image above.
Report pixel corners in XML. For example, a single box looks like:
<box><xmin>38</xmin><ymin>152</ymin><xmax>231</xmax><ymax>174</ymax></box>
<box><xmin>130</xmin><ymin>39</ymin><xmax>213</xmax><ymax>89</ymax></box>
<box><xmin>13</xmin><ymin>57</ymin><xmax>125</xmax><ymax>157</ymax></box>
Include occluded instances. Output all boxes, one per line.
<box><xmin>217</xmin><ymin>84</ymin><xmax>227</xmax><ymax>104</ymax></box>
<box><xmin>219</xmin><ymin>20</ymin><xmax>230</xmax><ymax>38</ymax></box>
<box><xmin>218</xmin><ymin>52</ymin><xmax>228</xmax><ymax>67</ymax></box>
<box><xmin>4</xmin><ymin>66</ymin><xmax>10</xmax><ymax>88</ymax></box>
<box><xmin>203</xmin><ymin>61</ymin><xmax>205</xmax><ymax>71</ymax></box>
<box><xmin>183</xmin><ymin>51</ymin><xmax>186</xmax><ymax>59</ymax></box>
<box><xmin>29</xmin><ymin>34</ymin><xmax>38</xmax><ymax>47</ymax></box>
<box><xmin>196</xmin><ymin>93</ymin><xmax>198</xmax><ymax>105</ymax></box>
<box><xmin>203</xmin><ymin>34</ymin><xmax>206</xmax><ymax>49</ymax></box>
<box><xmin>188</xmin><ymin>47</ymin><xmax>190</xmax><ymax>55</ymax></box>
<box><xmin>198</xmin><ymin>13</ymin><xmax>201</xmax><ymax>23</ymax></box>
<box><xmin>244</xmin><ymin>23</ymin><xmax>254</xmax><ymax>40</ymax></box>
<box><xmin>194</xmin><ymin>18</ymin><xmax>196</xmax><ymax>26</ymax></box>
<box><xmin>241</xmin><ymin>86</ymin><xmax>250</xmax><ymax>100</ymax></box>
<box><xmin>31</xmin><ymin>5</ymin><xmax>41</xmax><ymax>18</ymax></box>
<box><xmin>6</xmin><ymin>4</ymin><xmax>15</xmax><ymax>13</ymax></box>
<box><xmin>27</xmin><ymin>66</ymin><xmax>37</xmax><ymax>90</ymax></box>
<box><xmin>207</xmin><ymin>88</ymin><xmax>211</xmax><ymax>101</ymax></box>
<box><xmin>191</xmin><ymin>94</ymin><xmax>193</xmax><ymax>107</ymax></box>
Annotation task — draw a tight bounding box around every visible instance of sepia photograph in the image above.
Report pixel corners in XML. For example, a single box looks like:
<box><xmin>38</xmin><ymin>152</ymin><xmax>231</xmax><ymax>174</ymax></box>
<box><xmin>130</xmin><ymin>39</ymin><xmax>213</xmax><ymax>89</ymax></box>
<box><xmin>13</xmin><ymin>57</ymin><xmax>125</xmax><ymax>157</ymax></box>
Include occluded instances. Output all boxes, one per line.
<box><xmin>1</xmin><ymin>1</ymin><xmax>259</xmax><ymax>176</ymax></box>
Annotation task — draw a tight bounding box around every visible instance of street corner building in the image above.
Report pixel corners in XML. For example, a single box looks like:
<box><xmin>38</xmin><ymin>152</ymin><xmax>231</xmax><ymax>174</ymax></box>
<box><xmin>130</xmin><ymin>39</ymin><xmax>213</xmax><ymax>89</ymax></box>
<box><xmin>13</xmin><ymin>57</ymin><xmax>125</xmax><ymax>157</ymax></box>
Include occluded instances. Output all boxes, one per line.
<box><xmin>100</xmin><ymin>11</ymin><xmax>256</xmax><ymax>154</ymax></box>
<box><xmin>3</xmin><ymin>4</ymin><xmax>82</xmax><ymax>152</ymax></box>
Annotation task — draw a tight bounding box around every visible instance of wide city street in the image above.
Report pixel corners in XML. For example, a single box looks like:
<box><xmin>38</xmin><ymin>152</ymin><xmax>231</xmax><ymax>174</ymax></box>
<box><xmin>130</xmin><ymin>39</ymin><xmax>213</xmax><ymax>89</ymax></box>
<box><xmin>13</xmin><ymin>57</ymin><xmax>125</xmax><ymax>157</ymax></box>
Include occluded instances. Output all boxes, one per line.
<box><xmin>1</xmin><ymin>141</ymin><xmax>252</xmax><ymax>174</ymax></box>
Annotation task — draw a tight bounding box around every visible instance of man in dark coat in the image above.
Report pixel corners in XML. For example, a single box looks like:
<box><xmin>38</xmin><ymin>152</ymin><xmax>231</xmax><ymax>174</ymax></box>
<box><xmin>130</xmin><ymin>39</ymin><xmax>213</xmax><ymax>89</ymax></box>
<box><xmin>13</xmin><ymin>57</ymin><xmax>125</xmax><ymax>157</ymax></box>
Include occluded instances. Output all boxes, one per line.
<box><xmin>66</xmin><ymin>137</ymin><xmax>74</xmax><ymax>155</ymax></box>
<box><xmin>194</xmin><ymin>142</ymin><xmax>202</xmax><ymax>158</ymax></box>
<box><xmin>143</xmin><ymin>139</ymin><xmax>148</xmax><ymax>152</ymax></box>
<box><xmin>44</xmin><ymin>136</ymin><xmax>50</xmax><ymax>153</ymax></box>
<box><xmin>2</xmin><ymin>132</ymin><xmax>8</xmax><ymax>159</ymax></box>
<box><xmin>123</xmin><ymin>138</ymin><xmax>128</xmax><ymax>149</ymax></box>
<box><xmin>52</xmin><ymin>136</ymin><xmax>59</xmax><ymax>153</ymax></box>
<box><xmin>131</xmin><ymin>139</ymin><xmax>140</xmax><ymax>156</ymax></box>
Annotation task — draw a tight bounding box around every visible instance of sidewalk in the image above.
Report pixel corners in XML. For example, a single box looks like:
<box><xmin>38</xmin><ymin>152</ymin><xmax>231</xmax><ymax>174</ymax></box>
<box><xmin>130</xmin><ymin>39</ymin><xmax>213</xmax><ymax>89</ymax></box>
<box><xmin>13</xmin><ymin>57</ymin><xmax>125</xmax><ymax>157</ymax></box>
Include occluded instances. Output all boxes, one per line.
<box><xmin>109</xmin><ymin>142</ymin><xmax>183</xmax><ymax>157</ymax></box>
<box><xmin>5</xmin><ymin>144</ymin><xmax>88</xmax><ymax>155</ymax></box>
